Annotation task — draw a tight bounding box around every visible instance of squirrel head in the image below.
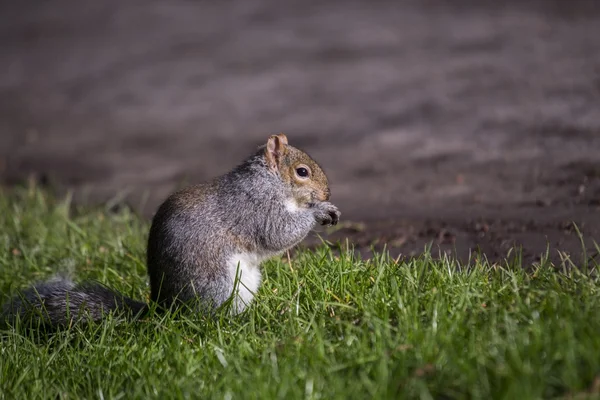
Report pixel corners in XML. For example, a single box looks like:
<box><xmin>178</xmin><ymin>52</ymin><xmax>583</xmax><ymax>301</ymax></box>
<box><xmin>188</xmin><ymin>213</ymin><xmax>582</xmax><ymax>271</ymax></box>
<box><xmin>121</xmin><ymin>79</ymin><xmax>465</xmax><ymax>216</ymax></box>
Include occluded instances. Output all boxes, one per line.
<box><xmin>264</xmin><ymin>133</ymin><xmax>331</xmax><ymax>205</ymax></box>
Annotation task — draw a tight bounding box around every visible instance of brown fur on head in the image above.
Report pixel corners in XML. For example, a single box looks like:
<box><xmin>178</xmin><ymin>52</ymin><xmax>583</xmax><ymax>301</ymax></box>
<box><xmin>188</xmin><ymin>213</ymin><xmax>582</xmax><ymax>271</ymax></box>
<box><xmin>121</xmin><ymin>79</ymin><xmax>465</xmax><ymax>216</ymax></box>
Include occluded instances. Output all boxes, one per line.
<box><xmin>264</xmin><ymin>133</ymin><xmax>331</xmax><ymax>205</ymax></box>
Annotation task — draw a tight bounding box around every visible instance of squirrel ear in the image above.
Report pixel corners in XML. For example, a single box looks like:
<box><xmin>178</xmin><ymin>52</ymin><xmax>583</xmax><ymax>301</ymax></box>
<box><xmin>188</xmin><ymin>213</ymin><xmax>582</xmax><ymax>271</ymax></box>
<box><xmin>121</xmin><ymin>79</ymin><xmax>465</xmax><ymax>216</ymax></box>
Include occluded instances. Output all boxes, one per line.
<box><xmin>265</xmin><ymin>134</ymin><xmax>288</xmax><ymax>171</ymax></box>
<box><xmin>275</xmin><ymin>133</ymin><xmax>288</xmax><ymax>145</ymax></box>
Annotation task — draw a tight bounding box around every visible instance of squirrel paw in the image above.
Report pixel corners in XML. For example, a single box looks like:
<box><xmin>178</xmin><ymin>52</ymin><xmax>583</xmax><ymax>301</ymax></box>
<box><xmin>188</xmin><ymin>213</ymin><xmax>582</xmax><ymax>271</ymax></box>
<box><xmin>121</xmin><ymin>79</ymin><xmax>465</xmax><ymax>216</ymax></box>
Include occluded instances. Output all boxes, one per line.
<box><xmin>311</xmin><ymin>202</ymin><xmax>341</xmax><ymax>226</ymax></box>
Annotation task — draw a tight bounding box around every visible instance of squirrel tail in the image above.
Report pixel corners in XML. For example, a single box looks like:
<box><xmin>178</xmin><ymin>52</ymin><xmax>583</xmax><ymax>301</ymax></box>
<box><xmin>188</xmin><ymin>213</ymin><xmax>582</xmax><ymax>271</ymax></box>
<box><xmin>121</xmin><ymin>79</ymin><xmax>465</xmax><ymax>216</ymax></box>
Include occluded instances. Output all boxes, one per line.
<box><xmin>1</xmin><ymin>277</ymin><xmax>148</xmax><ymax>328</ymax></box>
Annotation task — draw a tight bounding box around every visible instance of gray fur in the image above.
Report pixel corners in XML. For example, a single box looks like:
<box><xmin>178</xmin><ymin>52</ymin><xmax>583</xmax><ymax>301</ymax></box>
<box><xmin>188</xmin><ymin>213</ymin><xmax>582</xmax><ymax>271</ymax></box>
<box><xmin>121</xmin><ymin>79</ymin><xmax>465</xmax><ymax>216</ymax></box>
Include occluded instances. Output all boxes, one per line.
<box><xmin>147</xmin><ymin>148</ymin><xmax>340</xmax><ymax>311</ymax></box>
<box><xmin>2</xmin><ymin>137</ymin><xmax>340</xmax><ymax>327</ymax></box>
<box><xmin>2</xmin><ymin>277</ymin><xmax>146</xmax><ymax>327</ymax></box>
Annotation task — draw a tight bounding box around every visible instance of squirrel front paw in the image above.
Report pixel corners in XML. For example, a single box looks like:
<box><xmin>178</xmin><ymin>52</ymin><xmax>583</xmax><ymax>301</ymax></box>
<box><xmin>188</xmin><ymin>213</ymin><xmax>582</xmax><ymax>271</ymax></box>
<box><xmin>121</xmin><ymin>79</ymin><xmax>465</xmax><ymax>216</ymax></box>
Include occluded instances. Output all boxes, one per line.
<box><xmin>310</xmin><ymin>202</ymin><xmax>341</xmax><ymax>226</ymax></box>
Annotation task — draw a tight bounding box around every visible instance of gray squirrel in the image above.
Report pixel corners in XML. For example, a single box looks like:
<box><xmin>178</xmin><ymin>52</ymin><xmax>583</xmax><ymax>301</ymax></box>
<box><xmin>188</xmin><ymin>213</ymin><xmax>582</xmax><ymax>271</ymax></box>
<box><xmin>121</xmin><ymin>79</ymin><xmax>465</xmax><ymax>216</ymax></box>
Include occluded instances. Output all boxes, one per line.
<box><xmin>2</xmin><ymin>134</ymin><xmax>340</xmax><ymax>327</ymax></box>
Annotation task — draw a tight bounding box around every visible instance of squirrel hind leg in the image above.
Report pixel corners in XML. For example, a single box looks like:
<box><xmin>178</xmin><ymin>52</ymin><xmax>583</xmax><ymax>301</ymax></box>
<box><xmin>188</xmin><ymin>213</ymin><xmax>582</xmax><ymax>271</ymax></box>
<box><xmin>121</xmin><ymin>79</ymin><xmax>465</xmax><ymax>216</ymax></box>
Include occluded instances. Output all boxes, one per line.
<box><xmin>1</xmin><ymin>278</ymin><xmax>147</xmax><ymax>329</ymax></box>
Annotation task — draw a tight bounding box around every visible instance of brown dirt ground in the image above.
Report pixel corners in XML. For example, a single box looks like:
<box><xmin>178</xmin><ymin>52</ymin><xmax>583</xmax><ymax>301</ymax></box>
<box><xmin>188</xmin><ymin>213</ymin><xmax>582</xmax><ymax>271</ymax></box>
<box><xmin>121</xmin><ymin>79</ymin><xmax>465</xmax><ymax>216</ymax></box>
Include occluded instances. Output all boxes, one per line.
<box><xmin>1</xmin><ymin>0</ymin><xmax>599</xmax><ymax>265</ymax></box>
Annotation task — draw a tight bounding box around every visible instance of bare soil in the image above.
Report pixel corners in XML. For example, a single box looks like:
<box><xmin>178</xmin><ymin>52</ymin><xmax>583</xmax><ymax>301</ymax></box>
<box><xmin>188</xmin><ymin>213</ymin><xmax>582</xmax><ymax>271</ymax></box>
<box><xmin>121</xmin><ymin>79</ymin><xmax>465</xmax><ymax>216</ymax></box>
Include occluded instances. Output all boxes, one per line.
<box><xmin>1</xmin><ymin>0</ymin><xmax>599</xmax><ymax>264</ymax></box>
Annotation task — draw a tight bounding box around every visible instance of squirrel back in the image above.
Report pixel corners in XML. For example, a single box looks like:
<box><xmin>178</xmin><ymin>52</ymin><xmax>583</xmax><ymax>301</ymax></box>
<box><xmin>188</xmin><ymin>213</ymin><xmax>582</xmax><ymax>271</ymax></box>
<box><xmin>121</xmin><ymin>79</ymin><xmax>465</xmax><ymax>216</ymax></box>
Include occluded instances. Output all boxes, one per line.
<box><xmin>2</xmin><ymin>134</ymin><xmax>340</xmax><ymax>327</ymax></box>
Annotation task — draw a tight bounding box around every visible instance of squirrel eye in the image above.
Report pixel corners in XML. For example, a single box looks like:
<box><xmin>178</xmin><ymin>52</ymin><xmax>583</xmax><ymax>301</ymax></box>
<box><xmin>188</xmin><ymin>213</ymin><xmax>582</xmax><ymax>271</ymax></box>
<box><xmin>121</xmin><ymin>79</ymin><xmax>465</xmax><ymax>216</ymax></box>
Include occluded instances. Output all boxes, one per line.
<box><xmin>296</xmin><ymin>167</ymin><xmax>310</xmax><ymax>178</ymax></box>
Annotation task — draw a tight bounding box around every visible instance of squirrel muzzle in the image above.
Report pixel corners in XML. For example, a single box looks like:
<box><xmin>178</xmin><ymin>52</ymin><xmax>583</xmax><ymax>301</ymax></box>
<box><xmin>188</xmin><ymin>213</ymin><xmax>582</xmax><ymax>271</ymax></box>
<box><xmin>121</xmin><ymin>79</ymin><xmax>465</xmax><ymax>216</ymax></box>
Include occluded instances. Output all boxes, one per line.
<box><xmin>315</xmin><ymin>188</ymin><xmax>331</xmax><ymax>202</ymax></box>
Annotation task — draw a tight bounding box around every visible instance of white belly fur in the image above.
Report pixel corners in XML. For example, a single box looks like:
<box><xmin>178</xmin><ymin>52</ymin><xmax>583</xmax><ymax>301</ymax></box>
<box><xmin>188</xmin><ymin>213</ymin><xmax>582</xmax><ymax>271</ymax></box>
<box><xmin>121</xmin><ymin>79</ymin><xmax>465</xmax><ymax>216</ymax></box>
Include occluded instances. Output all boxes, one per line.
<box><xmin>228</xmin><ymin>252</ymin><xmax>272</xmax><ymax>313</ymax></box>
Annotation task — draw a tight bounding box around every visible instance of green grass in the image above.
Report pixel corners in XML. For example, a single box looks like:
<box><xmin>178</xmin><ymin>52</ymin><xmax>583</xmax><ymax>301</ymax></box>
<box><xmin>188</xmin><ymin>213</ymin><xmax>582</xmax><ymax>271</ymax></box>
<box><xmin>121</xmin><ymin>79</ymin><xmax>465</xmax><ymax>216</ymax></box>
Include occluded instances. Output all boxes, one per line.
<box><xmin>1</xmin><ymin>188</ymin><xmax>600</xmax><ymax>400</ymax></box>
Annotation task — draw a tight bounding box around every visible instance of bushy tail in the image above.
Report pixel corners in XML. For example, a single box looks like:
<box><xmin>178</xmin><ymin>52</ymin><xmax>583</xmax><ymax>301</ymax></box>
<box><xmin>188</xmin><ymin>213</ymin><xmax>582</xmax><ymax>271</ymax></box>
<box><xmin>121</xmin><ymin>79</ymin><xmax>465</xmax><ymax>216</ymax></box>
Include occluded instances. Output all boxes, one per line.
<box><xmin>1</xmin><ymin>278</ymin><xmax>147</xmax><ymax>328</ymax></box>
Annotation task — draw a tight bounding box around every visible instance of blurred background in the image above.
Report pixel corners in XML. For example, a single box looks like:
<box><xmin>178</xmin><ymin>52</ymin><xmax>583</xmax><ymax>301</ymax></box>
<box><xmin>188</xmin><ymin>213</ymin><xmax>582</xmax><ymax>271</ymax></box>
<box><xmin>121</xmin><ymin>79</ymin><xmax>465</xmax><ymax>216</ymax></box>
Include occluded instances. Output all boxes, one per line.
<box><xmin>1</xmin><ymin>0</ymin><xmax>599</xmax><ymax>262</ymax></box>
